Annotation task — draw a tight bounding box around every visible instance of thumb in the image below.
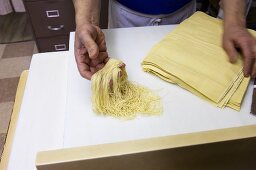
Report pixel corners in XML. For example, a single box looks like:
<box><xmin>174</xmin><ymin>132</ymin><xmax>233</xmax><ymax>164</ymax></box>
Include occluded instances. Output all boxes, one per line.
<box><xmin>82</xmin><ymin>33</ymin><xmax>99</xmax><ymax>59</ymax></box>
<box><xmin>223</xmin><ymin>39</ymin><xmax>238</xmax><ymax>63</ymax></box>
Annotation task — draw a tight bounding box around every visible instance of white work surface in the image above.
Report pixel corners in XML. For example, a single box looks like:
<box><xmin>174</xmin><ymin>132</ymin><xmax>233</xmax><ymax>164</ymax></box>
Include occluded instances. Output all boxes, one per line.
<box><xmin>8</xmin><ymin>25</ymin><xmax>256</xmax><ymax>170</ymax></box>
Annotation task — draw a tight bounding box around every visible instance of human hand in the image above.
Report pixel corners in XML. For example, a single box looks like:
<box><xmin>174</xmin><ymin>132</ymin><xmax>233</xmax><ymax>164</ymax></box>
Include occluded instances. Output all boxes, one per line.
<box><xmin>223</xmin><ymin>26</ymin><xmax>256</xmax><ymax>78</ymax></box>
<box><xmin>74</xmin><ymin>24</ymin><xmax>109</xmax><ymax>80</ymax></box>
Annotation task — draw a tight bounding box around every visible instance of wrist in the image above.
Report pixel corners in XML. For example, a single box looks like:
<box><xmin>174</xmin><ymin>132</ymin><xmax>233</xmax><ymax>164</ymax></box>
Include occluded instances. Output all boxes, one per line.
<box><xmin>76</xmin><ymin>16</ymin><xmax>99</xmax><ymax>28</ymax></box>
<box><xmin>73</xmin><ymin>0</ymin><xmax>100</xmax><ymax>27</ymax></box>
<box><xmin>224</xmin><ymin>16</ymin><xmax>246</xmax><ymax>31</ymax></box>
<box><xmin>222</xmin><ymin>0</ymin><xmax>246</xmax><ymax>30</ymax></box>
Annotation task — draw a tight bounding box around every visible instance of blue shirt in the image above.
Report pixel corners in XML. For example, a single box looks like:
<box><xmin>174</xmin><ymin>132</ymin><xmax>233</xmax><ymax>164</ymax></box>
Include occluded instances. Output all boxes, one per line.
<box><xmin>117</xmin><ymin>0</ymin><xmax>192</xmax><ymax>15</ymax></box>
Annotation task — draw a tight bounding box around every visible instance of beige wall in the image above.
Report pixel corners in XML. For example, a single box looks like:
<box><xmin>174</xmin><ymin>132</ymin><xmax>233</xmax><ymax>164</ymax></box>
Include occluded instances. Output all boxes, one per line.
<box><xmin>0</xmin><ymin>0</ymin><xmax>25</xmax><ymax>15</ymax></box>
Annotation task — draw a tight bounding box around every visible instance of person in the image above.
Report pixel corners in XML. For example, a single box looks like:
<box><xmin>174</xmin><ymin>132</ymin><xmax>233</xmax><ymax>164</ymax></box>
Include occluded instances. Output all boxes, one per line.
<box><xmin>73</xmin><ymin>0</ymin><xmax>256</xmax><ymax>80</ymax></box>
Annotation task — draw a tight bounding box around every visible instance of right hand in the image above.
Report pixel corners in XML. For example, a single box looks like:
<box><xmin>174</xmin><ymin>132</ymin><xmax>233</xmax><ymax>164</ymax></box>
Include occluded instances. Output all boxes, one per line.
<box><xmin>74</xmin><ymin>24</ymin><xmax>109</xmax><ymax>80</ymax></box>
<box><xmin>223</xmin><ymin>26</ymin><xmax>256</xmax><ymax>78</ymax></box>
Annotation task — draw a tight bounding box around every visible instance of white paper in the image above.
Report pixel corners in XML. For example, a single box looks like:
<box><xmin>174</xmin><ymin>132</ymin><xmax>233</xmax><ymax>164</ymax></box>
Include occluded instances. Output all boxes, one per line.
<box><xmin>64</xmin><ymin>26</ymin><xmax>256</xmax><ymax>148</ymax></box>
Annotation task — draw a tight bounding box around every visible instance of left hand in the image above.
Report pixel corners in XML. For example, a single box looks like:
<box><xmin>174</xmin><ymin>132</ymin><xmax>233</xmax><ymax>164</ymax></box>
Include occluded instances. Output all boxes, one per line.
<box><xmin>223</xmin><ymin>26</ymin><xmax>256</xmax><ymax>78</ymax></box>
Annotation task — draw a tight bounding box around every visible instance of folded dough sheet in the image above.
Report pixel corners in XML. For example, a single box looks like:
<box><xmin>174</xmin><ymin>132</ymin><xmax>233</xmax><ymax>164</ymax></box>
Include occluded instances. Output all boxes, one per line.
<box><xmin>142</xmin><ymin>12</ymin><xmax>256</xmax><ymax>110</ymax></box>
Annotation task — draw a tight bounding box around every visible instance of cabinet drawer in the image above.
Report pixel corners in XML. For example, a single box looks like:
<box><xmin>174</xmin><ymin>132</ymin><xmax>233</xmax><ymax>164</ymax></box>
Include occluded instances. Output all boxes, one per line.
<box><xmin>37</xmin><ymin>35</ymin><xmax>69</xmax><ymax>52</ymax></box>
<box><xmin>25</xmin><ymin>0</ymin><xmax>75</xmax><ymax>38</ymax></box>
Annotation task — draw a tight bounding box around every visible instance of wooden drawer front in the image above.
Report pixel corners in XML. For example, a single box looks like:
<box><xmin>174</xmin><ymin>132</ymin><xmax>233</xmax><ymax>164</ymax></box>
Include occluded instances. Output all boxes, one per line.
<box><xmin>37</xmin><ymin>35</ymin><xmax>69</xmax><ymax>52</ymax></box>
<box><xmin>25</xmin><ymin>0</ymin><xmax>75</xmax><ymax>38</ymax></box>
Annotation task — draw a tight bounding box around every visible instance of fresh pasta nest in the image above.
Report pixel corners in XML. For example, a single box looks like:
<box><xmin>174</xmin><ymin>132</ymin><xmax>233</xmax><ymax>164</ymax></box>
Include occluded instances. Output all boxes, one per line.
<box><xmin>91</xmin><ymin>58</ymin><xmax>162</xmax><ymax>119</ymax></box>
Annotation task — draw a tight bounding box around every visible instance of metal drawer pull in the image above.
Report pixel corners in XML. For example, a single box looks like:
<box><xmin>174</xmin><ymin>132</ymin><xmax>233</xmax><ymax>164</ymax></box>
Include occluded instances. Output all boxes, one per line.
<box><xmin>54</xmin><ymin>44</ymin><xmax>67</xmax><ymax>51</ymax></box>
<box><xmin>47</xmin><ymin>25</ymin><xmax>64</xmax><ymax>31</ymax></box>
<box><xmin>46</xmin><ymin>10</ymin><xmax>59</xmax><ymax>18</ymax></box>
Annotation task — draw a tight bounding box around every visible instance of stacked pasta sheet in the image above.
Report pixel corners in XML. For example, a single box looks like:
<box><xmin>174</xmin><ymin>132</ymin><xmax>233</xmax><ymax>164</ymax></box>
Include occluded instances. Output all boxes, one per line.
<box><xmin>142</xmin><ymin>12</ymin><xmax>256</xmax><ymax>110</ymax></box>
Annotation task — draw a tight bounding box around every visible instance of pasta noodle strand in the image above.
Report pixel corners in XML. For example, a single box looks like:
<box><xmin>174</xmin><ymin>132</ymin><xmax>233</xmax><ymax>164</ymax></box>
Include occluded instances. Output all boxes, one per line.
<box><xmin>91</xmin><ymin>58</ymin><xmax>162</xmax><ymax>119</ymax></box>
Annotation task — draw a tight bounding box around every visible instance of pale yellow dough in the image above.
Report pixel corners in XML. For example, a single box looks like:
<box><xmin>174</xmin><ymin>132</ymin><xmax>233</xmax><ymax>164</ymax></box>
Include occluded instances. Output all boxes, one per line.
<box><xmin>142</xmin><ymin>12</ymin><xmax>256</xmax><ymax>110</ymax></box>
<box><xmin>91</xmin><ymin>58</ymin><xmax>162</xmax><ymax>119</ymax></box>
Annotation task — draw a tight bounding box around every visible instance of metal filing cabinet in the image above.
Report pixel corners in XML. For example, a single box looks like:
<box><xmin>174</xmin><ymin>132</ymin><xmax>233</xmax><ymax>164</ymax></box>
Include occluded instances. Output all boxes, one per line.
<box><xmin>23</xmin><ymin>0</ymin><xmax>76</xmax><ymax>52</ymax></box>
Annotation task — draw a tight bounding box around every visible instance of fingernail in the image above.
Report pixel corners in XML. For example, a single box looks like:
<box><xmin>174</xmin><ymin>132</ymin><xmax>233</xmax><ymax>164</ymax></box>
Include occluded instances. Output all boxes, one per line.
<box><xmin>229</xmin><ymin>58</ymin><xmax>236</xmax><ymax>64</ymax></box>
<box><xmin>104</xmin><ymin>57</ymin><xmax>109</xmax><ymax>63</ymax></box>
<box><xmin>229</xmin><ymin>54</ymin><xmax>238</xmax><ymax>63</ymax></box>
<box><xmin>252</xmin><ymin>73</ymin><xmax>256</xmax><ymax>78</ymax></box>
<box><xmin>244</xmin><ymin>72</ymin><xmax>249</xmax><ymax>77</ymax></box>
<box><xmin>118</xmin><ymin>63</ymin><xmax>125</xmax><ymax>68</ymax></box>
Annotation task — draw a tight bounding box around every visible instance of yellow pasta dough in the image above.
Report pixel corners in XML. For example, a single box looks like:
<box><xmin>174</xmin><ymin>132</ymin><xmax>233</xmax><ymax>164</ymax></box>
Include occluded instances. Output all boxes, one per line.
<box><xmin>91</xmin><ymin>58</ymin><xmax>162</xmax><ymax>119</ymax></box>
<box><xmin>142</xmin><ymin>12</ymin><xmax>256</xmax><ymax>110</ymax></box>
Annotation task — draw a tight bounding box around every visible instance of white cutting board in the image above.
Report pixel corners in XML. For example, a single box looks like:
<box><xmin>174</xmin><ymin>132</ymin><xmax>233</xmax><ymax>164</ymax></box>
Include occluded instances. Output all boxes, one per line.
<box><xmin>7</xmin><ymin>25</ymin><xmax>256</xmax><ymax>170</ymax></box>
<box><xmin>8</xmin><ymin>52</ymin><xmax>69</xmax><ymax>170</ymax></box>
<box><xmin>64</xmin><ymin>25</ymin><xmax>256</xmax><ymax>148</ymax></box>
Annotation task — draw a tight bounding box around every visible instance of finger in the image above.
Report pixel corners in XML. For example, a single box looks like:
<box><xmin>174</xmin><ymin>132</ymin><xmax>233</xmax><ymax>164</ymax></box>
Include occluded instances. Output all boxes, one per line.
<box><xmin>96</xmin><ymin>27</ymin><xmax>107</xmax><ymax>51</ymax></box>
<box><xmin>90</xmin><ymin>66</ymin><xmax>97</xmax><ymax>74</ymax></box>
<box><xmin>74</xmin><ymin>50</ymin><xmax>93</xmax><ymax>79</ymax></box>
<box><xmin>98</xmin><ymin>40</ymin><xmax>107</xmax><ymax>52</ymax></box>
<box><xmin>118</xmin><ymin>71</ymin><xmax>123</xmax><ymax>78</ymax></box>
<box><xmin>118</xmin><ymin>63</ymin><xmax>126</xmax><ymax>68</ymax></box>
<box><xmin>109</xmin><ymin>79</ymin><xmax>113</xmax><ymax>91</ymax></box>
<box><xmin>78</xmin><ymin>47</ymin><xmax>87</xmax><ymax>55</ymax></box>
<box><xmin>75</xmin><ymin>51</ymin><xmax>90</xmax><ymax>65</ymax></box>
<box><xmin>77</xmin><ymin>62</ymin><xmax>93</xmax><ymax>80</ymax></box>
<box><xmin>90</xmin><ymin>52</ymin><xmax>108</xmax><ymax>67</ymax></box>
<box><xmin>240</xmin><ymin>41</ymin><xmax>255</xmax><ymax>77</ymax></box>
<box><xmin>95</xmin><ymin>63</ymin><xmax>105</xmax><ymax>72</ymax></box>
<box><xmin>104</xmin><ymin>57</ymin><xmax>110</xmax><ymax>64</ymax></box>
<box><xmin>252</xmin><ymin>62</ymin><xmax>256</xmax><ymax>78</ymax></box>
<box><xmin>223</xmin><ymin>39</ymin><xmax>238</xmax><ymax>63</ymax></box>
<box><xmin>82</xmin><ymin>33</ymin><xmax>99</xmax><ymax>59</ymax></box>
<box><xmin>252</xmin><ymin>45</ymin><xmax>256</xmax><ymax>78</ymax></box>
<box><xmin>84</xmin><ymin>55</ymin><xmax>91</xmax><ymax>64</ymax></box>
<box><xmin>75</xmin><ymin>36</ymin><xmax>87</xmax><ymax>61</ymax></box>
<box><xmin>118</xmin><ymin>63</ymin><xmax>126</xmax><ymax>77</ymax></box>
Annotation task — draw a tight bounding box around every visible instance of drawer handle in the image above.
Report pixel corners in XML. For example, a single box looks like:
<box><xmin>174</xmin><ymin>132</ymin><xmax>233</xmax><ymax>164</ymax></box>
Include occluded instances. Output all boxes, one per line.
<box><xmin>54</xmin><ymin>44</ymin><xmax>67</xmax><ymax>51</ymax></box>
<box><xmin>47</xmin><ymin>25</ymin><xmax>64</xmax><ymax>31</ymax></box>
<box><xmin>46</xmin><ymin>10</ymin><xmax>60</xmax><ymax>18</ymax></box>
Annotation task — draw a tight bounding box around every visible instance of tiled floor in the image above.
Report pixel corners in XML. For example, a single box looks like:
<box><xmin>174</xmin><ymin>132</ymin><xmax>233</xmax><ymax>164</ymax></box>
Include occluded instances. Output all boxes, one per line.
<box><xmin>0</xmin><ymin>102</ymin><xmax>14</xmax><ymax>133</ymax></box>
<box><xmin>0</xmin><ymin>78</ymin><xmax>19</xmax><ymax>103</ymax></box>
<box><xmin>0</xmin><ymin>13</ymin><xmax>33</xmax><ymax>44</ymax></box>
<box><xmin>0</xmin><ymin>133</ymin><xmax>6</xmax><ymax>157</ymax></box>
<box><xmin>0</xmin><ymin>41</ymin><xmax>37</xmax><ymax>160</ymax></box>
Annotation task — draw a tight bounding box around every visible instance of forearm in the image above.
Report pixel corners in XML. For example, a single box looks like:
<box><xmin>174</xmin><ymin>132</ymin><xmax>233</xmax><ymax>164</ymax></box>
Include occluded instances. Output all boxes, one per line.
<box><xmin>73</xmin><ymin>0</ymin><xmax>101</xmax><ymax>27</ymax></box>
<box><xmin>222</xmin><ymin>0</ymin><xmax>256</xmax><ymax>78</ymax></box>
<box><xmin>222</xmin><ymin>0</ymin><xmax>246</xmax><ymax>29</ymax></box>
